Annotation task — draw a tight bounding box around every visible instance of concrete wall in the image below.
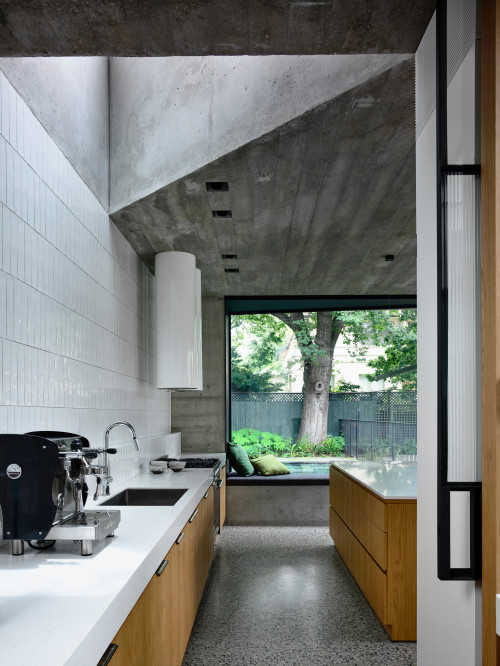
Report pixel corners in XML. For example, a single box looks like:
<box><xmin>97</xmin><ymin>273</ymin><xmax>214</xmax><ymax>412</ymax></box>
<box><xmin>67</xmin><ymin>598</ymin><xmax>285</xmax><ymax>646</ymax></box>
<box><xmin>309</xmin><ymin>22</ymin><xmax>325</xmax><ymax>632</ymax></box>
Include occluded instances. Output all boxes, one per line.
<box><xmin>171</xmin><ymin>295</ymin><xmax>225</xmax><ymax>453</ymax></box>
<box><xmin>226</xmin><ymin>485</ymin><xmax>329</xmax><ymax>526</ymax></box>
<box><xmin>416</xmin><ymin>13</ymin><xmax>481</xmax><ymax>665</ymax></box>
<box><xmin>0</xmin><ymin>57</ymin><xmax>109</xmax><ymax>208</ymax></box>
<box><xmin>0</xmin><ymin>69</ymin><xmax>173</xmax><ymax>492</ymax></box>
<box><xmin>109</xmin><ymin>54</ymin><xmax>411</xmax><ymax>212</ymax></box>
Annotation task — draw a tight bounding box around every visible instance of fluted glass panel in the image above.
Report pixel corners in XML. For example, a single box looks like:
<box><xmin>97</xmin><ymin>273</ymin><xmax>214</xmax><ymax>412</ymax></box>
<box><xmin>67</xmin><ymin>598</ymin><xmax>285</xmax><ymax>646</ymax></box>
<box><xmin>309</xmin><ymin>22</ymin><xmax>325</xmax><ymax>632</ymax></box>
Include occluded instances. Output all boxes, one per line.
<box><xmin>446</xmin><ymin>174</ymin><xmax>481</xmax><ymax>482</ymax></box>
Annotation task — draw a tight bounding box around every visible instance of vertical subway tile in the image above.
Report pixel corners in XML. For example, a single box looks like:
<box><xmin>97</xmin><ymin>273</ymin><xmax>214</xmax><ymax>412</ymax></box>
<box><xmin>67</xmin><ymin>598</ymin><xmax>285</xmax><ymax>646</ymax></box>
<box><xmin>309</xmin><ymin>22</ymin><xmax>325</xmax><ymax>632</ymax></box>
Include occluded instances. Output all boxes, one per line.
<box><xmin>10</xmin><ymin>340</ymin><xmax>17</xmax><ymax>406</ymax></box>
<box><xmin>0</xmin><ymin>73</ymin><xmax>9</xmax><ymax>141</ymax></box>
<box><xmin>20</xmin><ymin>157</ymin><xmax>28</xmax><ymax>221</ymax></box>
<box><xmin>27</xmin><ymin>166</ymin><xmax>34</xmax><ymax>227</ymax></box>
<box><xmin>0</xmin><ymin>135</ymin><xmax>6</xmax><ymax>205</ymax></box>
<box><xmin>2</xmin><ymin>206</ymin><xmax>10</xmax><ymax>275</ymax></box>
<box><xmin>0</xmin><ymin>270</ymin><xmax>5</xmax><ymax>339</ymax></box>
<box><xmin>0</xmin><ymin>206</ymin><xmax>2</xmax><ymax>274</ymax></box>
<box><xmin>16</xmin><ymin>94</ymin><xmax>24</xmax><ymax>160</ymax></box>
<box><xmin>8</xmin><ymin>210</ymin><xmax>17</xmax><ymax>279</ymax></box>
<box><xmin>2</xmin><ymin>339</ymin><xmax>10</xmax><ymax>405</ymax></box>
<box><xmin>17</xmin><ymin>212</ymin><xmax>24</xmax><ymax>282</ymax></box>
<box><xmin>5</xmin><ymin>141</ymin><xmax>13</xmax><ymax>211</ymax></box>
<box><xmin>13</xmin><ymin>150</ymin><xmax>22</xmax><ymax>218</ymax></box>
<box><xmin>8</xmin><ymin>83</ymin><xmax>16</xmax><ymax>149</ymax></box>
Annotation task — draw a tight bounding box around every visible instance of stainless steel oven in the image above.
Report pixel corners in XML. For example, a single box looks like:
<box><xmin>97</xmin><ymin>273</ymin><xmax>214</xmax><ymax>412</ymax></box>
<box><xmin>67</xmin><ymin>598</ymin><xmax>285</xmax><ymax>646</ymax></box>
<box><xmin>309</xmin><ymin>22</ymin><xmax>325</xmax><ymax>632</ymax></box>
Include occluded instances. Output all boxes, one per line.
<box><xmin>212</xmin><ymin>463</ymin><xmax>221</xmax><ymax>542</ymax></box>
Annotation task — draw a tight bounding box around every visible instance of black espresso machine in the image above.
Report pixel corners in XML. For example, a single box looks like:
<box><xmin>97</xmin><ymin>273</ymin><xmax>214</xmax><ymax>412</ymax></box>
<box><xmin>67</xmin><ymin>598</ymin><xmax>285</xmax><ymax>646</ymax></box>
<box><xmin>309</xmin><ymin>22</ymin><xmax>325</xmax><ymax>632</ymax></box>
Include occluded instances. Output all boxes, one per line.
<box><xmin>0</xmin><ymin>431</ymin><xmax>120</xmax><ymax>556</ymax></box>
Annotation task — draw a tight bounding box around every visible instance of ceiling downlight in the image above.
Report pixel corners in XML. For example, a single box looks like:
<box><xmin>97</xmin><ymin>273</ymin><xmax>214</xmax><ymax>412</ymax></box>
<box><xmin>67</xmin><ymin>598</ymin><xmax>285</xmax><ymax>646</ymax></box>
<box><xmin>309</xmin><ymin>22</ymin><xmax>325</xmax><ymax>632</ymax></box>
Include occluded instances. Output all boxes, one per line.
<box><xmin>206</xmin><ymin>182</ymin><xmax>229</xmax><ymax>192</ymax></box>
<box><xmin>212</xmin><ymin>210</ymin><xmax>232</xmax><ymax>218</ymax></box>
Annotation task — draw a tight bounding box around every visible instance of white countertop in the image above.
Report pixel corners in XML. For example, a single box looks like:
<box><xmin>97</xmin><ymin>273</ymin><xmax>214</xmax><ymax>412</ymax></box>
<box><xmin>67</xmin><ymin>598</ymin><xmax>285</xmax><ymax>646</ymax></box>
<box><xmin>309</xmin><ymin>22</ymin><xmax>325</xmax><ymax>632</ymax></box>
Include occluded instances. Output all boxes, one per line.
<box><xmin>331</xmin><ymin>460</ymin><xmax>417</xmax><ymax>499</ymax></box>
<box><xmin>0</xmin><ymin>462</ymin><xmax>222</xmax><ymax>666</ymax></box>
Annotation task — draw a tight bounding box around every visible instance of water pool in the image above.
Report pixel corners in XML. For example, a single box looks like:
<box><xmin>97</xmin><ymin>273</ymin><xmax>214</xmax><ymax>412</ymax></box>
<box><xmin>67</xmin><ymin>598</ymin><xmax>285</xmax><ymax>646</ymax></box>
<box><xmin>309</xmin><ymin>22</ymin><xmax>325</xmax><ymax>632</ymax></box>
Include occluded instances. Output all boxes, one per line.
<box><xmin>283</xmin><ymin>461</ymin><xmax>330</xmax><ymax>474</ymax></box>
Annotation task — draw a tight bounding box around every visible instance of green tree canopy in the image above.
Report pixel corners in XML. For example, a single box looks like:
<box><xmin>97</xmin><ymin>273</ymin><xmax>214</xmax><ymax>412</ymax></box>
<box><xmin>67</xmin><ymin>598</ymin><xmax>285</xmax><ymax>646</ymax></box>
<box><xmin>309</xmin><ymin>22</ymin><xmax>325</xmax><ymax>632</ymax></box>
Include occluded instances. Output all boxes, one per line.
<box><xmin>366</xmin><ymin>309</ymin><xmax>417</xmax><ymax>389</ymax></box>
<box><xmin>230</xmin><ymin>316</ymin><xmax>286</xmax><ymax>392</ymax></box>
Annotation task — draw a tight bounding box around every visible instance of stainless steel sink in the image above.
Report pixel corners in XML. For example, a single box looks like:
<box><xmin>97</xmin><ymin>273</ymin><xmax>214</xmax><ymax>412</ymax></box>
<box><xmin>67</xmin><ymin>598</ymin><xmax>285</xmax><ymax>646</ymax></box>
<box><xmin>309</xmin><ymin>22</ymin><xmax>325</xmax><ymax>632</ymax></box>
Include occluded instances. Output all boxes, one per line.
<box><xmin>100</xmin><ymin>488</ymin><xmax>188</xmax><ymax>506</ymax></box>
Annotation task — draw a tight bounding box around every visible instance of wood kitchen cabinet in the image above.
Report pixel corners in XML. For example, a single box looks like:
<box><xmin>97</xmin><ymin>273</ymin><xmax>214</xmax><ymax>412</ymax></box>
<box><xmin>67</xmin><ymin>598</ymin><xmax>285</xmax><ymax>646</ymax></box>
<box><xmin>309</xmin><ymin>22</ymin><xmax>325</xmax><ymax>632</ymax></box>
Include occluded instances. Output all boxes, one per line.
<box><xmin>106</xmin><ymin>486</ymin><xmax>215</xmax><ymax>666</ymax></box>
<box><xmin>329</xmin><ymin>464</ymin><xmax>417</xmax><ymax>641</ymax></box>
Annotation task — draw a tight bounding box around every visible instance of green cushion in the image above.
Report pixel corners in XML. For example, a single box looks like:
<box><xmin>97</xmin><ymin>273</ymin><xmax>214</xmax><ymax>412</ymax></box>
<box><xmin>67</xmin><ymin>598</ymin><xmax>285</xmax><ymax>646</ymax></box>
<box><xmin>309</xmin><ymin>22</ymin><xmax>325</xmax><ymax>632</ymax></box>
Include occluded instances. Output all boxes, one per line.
<box><xmin>250</xmin><ymin>454</ymin><xmax>291</xmax><ymax>476</ymax></box>
<box><xmin>228</xmin><ymin>442</ymin><xmax>255</xmax><ymax>476</ymax></box>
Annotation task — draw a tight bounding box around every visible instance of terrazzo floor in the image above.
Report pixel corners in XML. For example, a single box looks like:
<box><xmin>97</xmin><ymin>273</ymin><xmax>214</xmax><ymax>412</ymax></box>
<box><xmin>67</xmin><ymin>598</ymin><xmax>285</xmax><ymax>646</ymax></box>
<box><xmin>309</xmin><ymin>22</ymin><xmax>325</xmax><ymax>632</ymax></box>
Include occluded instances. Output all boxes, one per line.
<box><xmin>182</xmin><ymin>526</ymin><xmax>417</xmax><ymax>666</ymax></box>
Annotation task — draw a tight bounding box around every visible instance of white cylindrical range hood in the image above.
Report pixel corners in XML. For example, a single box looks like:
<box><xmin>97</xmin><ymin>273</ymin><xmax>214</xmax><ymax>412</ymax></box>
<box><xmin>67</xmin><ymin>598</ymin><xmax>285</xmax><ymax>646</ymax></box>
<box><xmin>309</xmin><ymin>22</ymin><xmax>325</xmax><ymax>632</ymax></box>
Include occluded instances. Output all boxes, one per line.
<box><xmin>155</xmin><ymin>251</ymin><xmax>202</xmax><ymax>390</ymax></box>
<box><xmin>194</xmin><ymin>268</ymin><xmax>203</xmax><ymax>390</ymax></box>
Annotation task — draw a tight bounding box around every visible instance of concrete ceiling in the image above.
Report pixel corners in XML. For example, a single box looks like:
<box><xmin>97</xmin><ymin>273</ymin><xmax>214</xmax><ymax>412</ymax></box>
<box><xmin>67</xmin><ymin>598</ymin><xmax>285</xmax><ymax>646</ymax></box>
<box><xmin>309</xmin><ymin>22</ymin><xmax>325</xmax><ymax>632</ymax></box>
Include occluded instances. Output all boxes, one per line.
<box><xmin>111</xmin><ymin>58</ymin><xmax>416</xmax><ymax>297</ymax></box>
<box><xmin>1</xmin><ymin>0</ymin><xmax>433</xmax><ymax>298</ymax></box>
<box><xmin>1</xmin><ymin>1</ymin><xmax>434</xmax><ymax>57</ymax></box>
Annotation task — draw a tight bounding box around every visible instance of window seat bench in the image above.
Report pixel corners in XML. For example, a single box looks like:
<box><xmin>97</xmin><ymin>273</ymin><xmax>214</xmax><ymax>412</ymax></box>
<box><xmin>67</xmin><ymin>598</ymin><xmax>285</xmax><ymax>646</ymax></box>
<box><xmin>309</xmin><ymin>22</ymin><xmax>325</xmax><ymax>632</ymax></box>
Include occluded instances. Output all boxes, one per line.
<box><xmin>226</xmin><ymin>471</ymin><xmax>329</xmax><ymax>485</ymax></box>
<box><xmin>225</xmin><ymin>471</ymin><xmax>329</xmax><ymax>526</ymax></box>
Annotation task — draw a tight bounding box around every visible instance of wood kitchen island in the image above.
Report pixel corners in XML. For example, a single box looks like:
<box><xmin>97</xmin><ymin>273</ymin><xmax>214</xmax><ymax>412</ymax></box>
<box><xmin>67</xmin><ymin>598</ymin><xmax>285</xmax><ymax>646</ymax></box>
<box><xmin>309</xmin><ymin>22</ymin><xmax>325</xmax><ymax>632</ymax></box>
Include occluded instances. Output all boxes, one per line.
<box><xmin>329</xmin><ymin>460</ymin><xmax>417</xmax><ymax>641</ymax></box>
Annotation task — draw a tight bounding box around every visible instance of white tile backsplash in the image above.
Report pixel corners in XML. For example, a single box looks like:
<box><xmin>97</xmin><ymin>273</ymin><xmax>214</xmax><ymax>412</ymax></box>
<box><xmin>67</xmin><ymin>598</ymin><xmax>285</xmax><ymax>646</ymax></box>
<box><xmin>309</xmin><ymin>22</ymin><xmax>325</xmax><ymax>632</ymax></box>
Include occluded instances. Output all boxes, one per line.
<box><xmin>0</xmin><ymin>71</ymin><xmax>171</xmax><ymax>489</ymax></box>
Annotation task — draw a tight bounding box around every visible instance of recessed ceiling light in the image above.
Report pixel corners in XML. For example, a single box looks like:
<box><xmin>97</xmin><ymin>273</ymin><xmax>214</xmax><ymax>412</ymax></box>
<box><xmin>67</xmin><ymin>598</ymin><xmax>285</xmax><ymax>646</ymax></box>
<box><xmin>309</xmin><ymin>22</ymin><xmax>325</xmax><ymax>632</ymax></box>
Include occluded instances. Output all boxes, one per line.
<box><xmin>224</xmin><ymin>268</ymin><xmax>239</xmax><ymax>273</ymax></box>
<box><xmin>212</xmin><ymin>210</ymin><xmax>232</xmax><ymax>218</ymax></box>
<box><xmin>221</xmin><ymin>254</ymin><xmax>238</xmax><ymax>260</ymax></box>
<box><xmin>206</xmin><ymin>181</ymin><xmax>229</xmax><ymax>192</ymax></box>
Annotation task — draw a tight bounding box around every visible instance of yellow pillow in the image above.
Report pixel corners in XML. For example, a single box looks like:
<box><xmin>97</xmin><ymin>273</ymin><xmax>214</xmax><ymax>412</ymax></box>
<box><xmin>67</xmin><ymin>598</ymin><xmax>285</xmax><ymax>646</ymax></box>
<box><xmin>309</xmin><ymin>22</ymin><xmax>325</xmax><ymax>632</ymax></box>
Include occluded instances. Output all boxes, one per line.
<box><xmin>250</xmin><ymin>454</ymin><xmax>291</xmax><ymax>476</ymax></box>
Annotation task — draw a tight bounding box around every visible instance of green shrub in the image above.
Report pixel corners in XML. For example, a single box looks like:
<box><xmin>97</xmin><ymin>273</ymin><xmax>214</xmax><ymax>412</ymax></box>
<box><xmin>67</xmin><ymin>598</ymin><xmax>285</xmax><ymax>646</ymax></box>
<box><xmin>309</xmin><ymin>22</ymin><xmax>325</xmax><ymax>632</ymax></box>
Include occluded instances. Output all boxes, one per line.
<box><xmin>397</xmin><ymin>438</ymin><xmax>417</xmax><ymax>455</ymax></box>
<box><xmin>231</xmin><ymin>429</ymin><xmax>345</xmax><ymax>458</ymax></box>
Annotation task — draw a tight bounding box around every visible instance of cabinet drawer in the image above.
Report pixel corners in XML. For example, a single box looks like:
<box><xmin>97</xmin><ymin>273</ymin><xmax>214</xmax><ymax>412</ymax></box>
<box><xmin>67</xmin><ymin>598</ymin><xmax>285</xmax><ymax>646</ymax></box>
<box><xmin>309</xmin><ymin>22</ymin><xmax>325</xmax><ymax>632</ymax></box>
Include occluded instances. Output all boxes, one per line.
<box><xmin>331</xmin><ymin>467</ymin><xmax>387</xmax><ymax>532</ymax></box>
<box><xmin>356</xmin><ymin>514</ymin><xmax>387</xmax><ymax>571</ymax></box>
<box><xmin>359</xmin><ymin>487</ymin><xmax>387</xmax><ymax>532</ymax></box>
<box><xmin>330</xmin><ymin>506</ymin><xmax>387</xmax><ymax>626</ymax></box>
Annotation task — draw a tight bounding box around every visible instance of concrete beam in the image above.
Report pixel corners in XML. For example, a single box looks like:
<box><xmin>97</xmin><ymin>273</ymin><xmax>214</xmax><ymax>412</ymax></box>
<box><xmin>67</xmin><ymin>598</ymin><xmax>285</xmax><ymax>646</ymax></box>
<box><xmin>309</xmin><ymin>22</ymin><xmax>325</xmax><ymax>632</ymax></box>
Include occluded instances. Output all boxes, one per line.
<box><xmin>0</xmin><ymin>1</ymin><xmax>435</xmax><ymax>57</ymax></box>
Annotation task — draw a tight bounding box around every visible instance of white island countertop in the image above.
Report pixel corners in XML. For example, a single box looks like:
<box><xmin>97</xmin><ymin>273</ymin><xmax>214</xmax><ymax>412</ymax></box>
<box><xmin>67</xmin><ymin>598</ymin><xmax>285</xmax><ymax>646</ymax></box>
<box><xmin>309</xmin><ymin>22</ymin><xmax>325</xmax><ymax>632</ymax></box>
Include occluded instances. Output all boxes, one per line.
<box><xmin>0</xmin><ymin>463</ymin><xmax>221</xmax><ymax>666</ymax></box>
<box><xmin>331</xmin><ymin>460</ymin><xmax>417</xmax><ymax>500</ymax></box>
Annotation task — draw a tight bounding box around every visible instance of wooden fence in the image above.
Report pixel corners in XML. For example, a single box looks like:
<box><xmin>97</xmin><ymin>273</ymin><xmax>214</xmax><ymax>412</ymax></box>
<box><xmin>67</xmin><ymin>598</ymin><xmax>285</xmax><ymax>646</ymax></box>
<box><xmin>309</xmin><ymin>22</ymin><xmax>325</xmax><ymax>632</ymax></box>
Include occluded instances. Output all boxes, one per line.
<box><xmin>231</xmin><ymin>391</ymin><xmax>417</xmax><ymax>441</ymax></box>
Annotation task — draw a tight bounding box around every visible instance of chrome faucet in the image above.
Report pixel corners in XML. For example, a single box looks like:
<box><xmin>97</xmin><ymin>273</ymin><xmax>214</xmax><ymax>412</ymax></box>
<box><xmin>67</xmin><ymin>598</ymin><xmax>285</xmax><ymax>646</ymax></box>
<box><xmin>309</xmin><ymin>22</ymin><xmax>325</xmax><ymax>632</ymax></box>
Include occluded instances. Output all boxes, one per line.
<box><xmin>95</xmin><ymin>421</ymin><xmax>140</xmax><ymax>498</ymax></box>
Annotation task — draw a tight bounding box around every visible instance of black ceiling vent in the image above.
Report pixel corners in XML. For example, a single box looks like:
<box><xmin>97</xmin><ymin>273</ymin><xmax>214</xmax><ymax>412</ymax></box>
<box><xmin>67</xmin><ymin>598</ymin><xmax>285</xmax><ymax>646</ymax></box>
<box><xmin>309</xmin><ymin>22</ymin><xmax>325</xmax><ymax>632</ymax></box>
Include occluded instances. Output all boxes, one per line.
<box><xmin>222</xmin><ymin>254</ymin><xmax>238</xmax><ymax>260</ymax></box>
<box><xmin>212</xmin><ymin>210</ymin><xmax>232</xmax><ymax>218</ymax></box>
<box><xmin>224</xmin><ymin>268</ymin><xmax>239</xmax><ymax>273</ymax></box>
<box><xmin>206</xmin><ymin>181</ymin><xmax>229</xmax><ymax>192</ymax></box>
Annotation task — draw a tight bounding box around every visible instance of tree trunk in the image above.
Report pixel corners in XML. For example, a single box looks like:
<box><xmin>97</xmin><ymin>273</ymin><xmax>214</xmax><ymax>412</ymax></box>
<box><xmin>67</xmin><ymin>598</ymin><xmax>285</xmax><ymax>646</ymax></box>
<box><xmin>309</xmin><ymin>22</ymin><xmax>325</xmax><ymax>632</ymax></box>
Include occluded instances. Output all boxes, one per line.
<box><xmin>275</xmin><ymin>311</ymin><xmax>343</xmax><ymax>445</ymax></box>
<box><xmin>296</xmin><ymin>353</ymin><xmax>333</xmax><ymax>443</ymax></box>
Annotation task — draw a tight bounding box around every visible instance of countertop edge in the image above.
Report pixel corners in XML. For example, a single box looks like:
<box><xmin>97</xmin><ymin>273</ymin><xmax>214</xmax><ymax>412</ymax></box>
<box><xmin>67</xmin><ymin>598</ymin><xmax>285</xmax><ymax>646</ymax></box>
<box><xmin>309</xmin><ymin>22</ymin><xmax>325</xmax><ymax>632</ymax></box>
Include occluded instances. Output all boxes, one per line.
<box><xmin>330</xmin><ymin>461</ymin><xmax>417</xmax><ymax>501</ymax></box>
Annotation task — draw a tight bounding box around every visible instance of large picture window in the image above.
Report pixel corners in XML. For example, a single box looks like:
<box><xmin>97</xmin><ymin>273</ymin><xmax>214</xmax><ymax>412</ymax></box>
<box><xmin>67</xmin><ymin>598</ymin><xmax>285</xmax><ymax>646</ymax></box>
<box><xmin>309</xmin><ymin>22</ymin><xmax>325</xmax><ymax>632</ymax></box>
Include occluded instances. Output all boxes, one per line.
<box><xmin>226</xmin><ymin>296</ymin><xmax>417</xmax><ymax>469</ymax></box>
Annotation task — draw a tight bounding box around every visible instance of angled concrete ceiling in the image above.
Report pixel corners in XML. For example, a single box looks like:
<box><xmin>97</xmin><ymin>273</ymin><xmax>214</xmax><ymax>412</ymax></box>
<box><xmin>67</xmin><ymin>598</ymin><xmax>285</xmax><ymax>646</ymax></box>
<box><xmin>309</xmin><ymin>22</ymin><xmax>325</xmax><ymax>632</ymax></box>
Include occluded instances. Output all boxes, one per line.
<box><xmin>0</xmin><ymin>0</ymin><xmax>433</xmax><ymax>299</ymax></box>
<box><xmin>110</xmin><ymin>54</ymin><xmax>411</xmax><ymax>211</ymax></box>
<box><xmin>111</xmin><ymin>58</ymin><xmax>416</xmax><ymax>297</ymax></box>
<box><xmin>0</xmin><ymin>1</ymin><xmax>434</xmax><ymax>57</ymax></box>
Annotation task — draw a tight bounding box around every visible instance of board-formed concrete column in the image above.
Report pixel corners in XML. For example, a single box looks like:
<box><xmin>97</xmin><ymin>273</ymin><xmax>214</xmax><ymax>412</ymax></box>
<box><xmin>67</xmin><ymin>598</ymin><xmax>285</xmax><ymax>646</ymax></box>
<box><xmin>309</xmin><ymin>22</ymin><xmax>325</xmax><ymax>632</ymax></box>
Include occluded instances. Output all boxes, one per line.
<box><xmin>171</xmin><ymin>296</ymin><xmax>225</xmax><ymax>452</ymax></box>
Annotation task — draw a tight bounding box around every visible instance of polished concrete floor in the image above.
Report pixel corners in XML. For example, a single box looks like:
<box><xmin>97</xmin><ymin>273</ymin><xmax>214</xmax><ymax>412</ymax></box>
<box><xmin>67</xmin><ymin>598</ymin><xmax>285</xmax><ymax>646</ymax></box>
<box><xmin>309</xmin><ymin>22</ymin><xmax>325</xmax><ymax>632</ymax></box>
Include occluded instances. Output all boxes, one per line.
<box><xmin>182</xmin><ymin>527</ymin><xmax>417</xmax><ymax>666</ymax></box>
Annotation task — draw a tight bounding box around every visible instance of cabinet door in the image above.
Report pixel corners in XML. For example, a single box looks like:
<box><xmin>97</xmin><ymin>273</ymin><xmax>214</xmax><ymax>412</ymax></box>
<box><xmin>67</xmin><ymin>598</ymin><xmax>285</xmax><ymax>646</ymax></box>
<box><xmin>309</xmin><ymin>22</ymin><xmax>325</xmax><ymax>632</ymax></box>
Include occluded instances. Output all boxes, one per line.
<box><xmin>187</xmin><ymin>487</ymin><xmax>213</xmax><ymax>611</ymax></box>
<box><xmin>110</xmin><ymin>576</ymin><xmax>155</xmax><ymax>665</ymax></box>
<box><xmin>178</xmin><ymin>518</ymin><xmax>198</xmax><ymax>654</ymax></box>
<box><xmin>153</xmin><ymin>544</ymin><xmax>183</xmax><ymax>666</ymax></box>
<box><xmin>201</xmin><ymin>484</ymin><xmax>214</xmax><ymax>589</ymax></box>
